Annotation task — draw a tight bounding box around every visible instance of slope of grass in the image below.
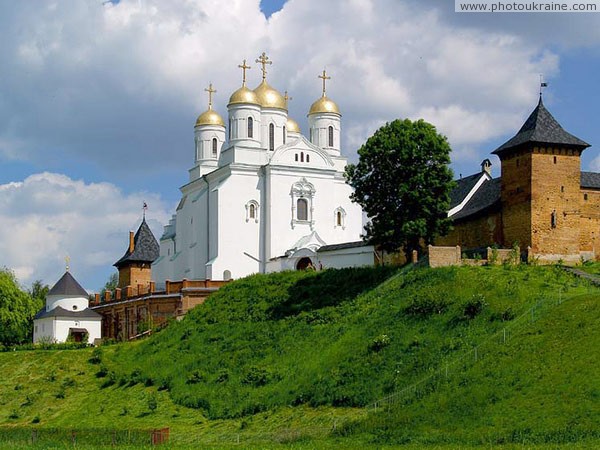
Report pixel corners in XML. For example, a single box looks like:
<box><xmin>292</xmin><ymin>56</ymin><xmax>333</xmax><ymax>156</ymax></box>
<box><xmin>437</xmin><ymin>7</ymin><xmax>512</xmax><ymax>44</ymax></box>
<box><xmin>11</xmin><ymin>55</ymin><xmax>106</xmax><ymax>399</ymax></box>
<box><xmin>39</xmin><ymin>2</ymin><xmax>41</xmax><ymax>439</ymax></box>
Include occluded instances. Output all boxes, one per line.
<box><xmin>0</xmin><ymin>264</ymin><xmax>598</xmax><ymax>448</ymax></box>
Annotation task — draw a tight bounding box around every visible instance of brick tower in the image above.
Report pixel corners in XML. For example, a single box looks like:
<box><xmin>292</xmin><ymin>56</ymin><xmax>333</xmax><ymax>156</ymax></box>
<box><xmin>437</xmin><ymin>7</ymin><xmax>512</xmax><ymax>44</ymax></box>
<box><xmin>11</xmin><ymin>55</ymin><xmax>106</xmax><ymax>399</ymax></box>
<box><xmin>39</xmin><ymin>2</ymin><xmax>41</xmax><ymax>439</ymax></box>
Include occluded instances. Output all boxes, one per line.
<box><xmin>492</xmin><ymin>96</ymin><xmax>590</xmax><ymax>257</ymax></box>
<box><xmin>114</xmin><ymin>218</ymin><xmax>159</xmax><ymax>289</ymax></box>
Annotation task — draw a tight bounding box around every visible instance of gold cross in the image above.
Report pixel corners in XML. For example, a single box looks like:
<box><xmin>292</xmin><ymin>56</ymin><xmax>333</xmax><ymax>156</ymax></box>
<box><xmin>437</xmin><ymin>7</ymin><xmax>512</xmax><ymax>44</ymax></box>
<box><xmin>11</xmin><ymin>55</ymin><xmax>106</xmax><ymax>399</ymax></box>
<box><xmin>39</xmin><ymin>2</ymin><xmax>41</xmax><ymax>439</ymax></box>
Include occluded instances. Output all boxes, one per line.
<box><xmin>255</xmin><ymin>52</ymin><xmax>272</xmax><ymax>81</ymax></box>
<box><xmin>284</xmin><ymin>90</ymin><xmax>292</xmax><ymax>108</ymax></box>
<box><xmin>204</xmin><ymin>83</ymin><xmax>216</xmax><ymax>109</ymax></box>
<box><xmin>318</xmin><ymin>69</ymin><xmax>331</xmax><ymax>96</ymax></box>
<box><xmin>65</xmin><ymin>255</ymin><xmax>70</xmax><ymax>272</ymax></box>
<box><xmin>238</xmin><ymin>59</ymin><xmax>251</xmax><ymax>86</ymax></box>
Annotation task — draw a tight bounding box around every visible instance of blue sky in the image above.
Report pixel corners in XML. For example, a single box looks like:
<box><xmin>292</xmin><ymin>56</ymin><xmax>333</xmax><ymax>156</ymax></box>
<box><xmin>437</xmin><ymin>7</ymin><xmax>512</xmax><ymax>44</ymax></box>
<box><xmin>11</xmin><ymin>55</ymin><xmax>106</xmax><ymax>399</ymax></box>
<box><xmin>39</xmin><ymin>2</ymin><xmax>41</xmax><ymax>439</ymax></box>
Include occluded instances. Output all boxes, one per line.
<box><xmin>1</xmin><ymin>0</ymin><xmax>599</xmax><ymax>290</ymax></box>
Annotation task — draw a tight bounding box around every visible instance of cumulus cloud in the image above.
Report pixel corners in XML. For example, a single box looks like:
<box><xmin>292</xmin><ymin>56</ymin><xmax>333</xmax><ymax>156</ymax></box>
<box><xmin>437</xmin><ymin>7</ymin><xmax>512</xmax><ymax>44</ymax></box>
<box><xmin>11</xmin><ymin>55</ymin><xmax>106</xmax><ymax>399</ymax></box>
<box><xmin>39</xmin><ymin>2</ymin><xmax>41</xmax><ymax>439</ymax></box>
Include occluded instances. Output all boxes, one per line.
<box><xmin>0</xmin><ymin>173</ymin><xmax>170</xmax><ymax>290</ymax></box>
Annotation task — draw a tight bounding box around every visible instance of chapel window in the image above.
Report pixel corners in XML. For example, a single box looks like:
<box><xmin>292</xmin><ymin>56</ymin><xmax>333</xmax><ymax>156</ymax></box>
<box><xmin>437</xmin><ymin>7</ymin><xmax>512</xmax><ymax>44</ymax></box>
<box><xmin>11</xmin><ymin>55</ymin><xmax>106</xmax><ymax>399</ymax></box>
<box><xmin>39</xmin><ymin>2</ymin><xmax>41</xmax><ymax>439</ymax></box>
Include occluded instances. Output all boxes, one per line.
<box><xmin>306</xmin><ymin>154</ymin><xmax>310</xmax><ymax>163</ymax></box>
<box><xmin>295</xmin><ymin>154</ymin><xmax>298</xmax><ymax>162</ymax></box>
<box><xmin>328</xmin><ymin>126</ymin><xmax>334</xmax><ymax>147</ymax></box>
<box><xmin>337</xmin><ymin>211</ymin><xmax>342</xmax><ymax>226</ymax></box>
<box><xmin>212</xmin><ymin>138</ymin><xmax>218</xmax><ymax>157</ymax></box>
<box><xmin>301</xmin><ymin>152</ymin><xmax>304</xmax><ymax>162</ymax></box>
<box><xmin>248</xmin><ymin>117</ymin><xmax>253</xmax><ymax>138</ymax></box>
<box><xmin>269</xmin><ymin>123</ymin><xmax>275</xmax><ymax>151</ymax></box>
<box><xmin>249</xmin><ymin>204</ymin><xmax>256</xmax><ymax>219</ymax></box>
<box><xmin>297</xmin><ymin>198</ymin><xmax>308</xmax><ymax>221</ymax></box>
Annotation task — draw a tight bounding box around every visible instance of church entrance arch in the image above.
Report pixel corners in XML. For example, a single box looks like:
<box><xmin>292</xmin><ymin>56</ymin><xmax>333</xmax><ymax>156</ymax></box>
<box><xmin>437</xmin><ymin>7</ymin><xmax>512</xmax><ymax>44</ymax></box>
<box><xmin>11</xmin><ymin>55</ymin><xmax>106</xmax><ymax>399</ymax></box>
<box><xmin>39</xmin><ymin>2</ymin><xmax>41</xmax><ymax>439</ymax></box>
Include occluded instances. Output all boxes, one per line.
<box><xmin>296</xmin><ymin>257</ymin><xmax>313</xmax><ymax>271</ymax></box>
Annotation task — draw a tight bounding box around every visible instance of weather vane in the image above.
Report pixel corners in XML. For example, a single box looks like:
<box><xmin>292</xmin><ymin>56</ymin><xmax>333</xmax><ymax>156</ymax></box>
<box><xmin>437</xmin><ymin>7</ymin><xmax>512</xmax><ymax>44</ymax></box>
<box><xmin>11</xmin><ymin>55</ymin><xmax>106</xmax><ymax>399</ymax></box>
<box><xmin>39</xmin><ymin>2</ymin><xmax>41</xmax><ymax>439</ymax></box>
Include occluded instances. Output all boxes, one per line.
<box><xmin>65</xmin><ymin>255</ymin><xmax>70</xmax><ymax>272</ymax></box>
<box><xmin>143</xmin><ymin>201</ymin><xmax>148</xmax><ymax>219</ymax></box>
<box><xmin>539</xmin><ymin>74</ymin><xmax>548</xmax><ymax>97</ymax></box>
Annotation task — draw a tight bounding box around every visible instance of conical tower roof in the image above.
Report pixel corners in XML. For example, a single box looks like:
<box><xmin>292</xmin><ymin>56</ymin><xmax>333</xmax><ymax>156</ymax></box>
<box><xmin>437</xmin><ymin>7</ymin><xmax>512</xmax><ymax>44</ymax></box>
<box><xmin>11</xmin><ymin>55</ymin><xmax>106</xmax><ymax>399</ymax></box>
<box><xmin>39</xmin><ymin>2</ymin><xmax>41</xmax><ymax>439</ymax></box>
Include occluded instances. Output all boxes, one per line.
<box><xmin>48</xmin><ymin>271</ymin><xmax>88</xmax><ymax>297</ymax></box>
<box><xmin>114</xmin><ymin>218</ymin><xmax>159</xmax><ymax>268</ymax></box>
<box><xmin>493</xmin><ymin>96</ymin><xmax>589</xmax><ymax>156</ymax></box>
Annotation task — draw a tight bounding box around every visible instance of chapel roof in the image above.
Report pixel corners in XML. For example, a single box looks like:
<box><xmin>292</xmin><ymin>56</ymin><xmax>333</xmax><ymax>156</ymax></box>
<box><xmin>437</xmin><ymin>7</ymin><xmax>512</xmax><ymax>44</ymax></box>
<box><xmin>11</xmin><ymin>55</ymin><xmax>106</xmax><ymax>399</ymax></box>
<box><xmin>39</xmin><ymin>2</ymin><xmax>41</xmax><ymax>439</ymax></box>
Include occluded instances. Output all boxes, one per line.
<box><xmin>34</xmin><ymin>306</ymin><xmax>101</xmax><ymax>320</ymax></box>
<box><xmin>114</xmin><ymin>218</ymin><xmax>160</xmax><ymax>268</ymax></box>
<box><xmin>492</xmin><ymin>96</ymin><xmax>590</xmax><ymax>156</ymax></box>
<box><xmin>450</xmin><ymin>177</ymin><xmax>501</xmax><ymax>222</ymax></box>
<box><xmin>48</xmin><ymin>271</ymin><xmax>89</xmax><ymax>297</ymax></box>
<box><xmin>449</xmin><ymin>172</ymin><xmax>485</xmax><ymax>209</ymax></box>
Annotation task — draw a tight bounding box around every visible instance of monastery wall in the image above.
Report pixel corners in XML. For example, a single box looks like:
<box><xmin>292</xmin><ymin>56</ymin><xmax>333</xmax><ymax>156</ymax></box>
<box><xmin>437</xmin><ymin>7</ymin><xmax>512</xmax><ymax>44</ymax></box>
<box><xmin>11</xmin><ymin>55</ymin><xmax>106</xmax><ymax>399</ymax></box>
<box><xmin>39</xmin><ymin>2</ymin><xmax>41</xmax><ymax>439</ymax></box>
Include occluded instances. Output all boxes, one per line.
<box><xmin>436</xmin><ymin>212</ymin><xmax>502</xmax><ymax>249</ymax></box>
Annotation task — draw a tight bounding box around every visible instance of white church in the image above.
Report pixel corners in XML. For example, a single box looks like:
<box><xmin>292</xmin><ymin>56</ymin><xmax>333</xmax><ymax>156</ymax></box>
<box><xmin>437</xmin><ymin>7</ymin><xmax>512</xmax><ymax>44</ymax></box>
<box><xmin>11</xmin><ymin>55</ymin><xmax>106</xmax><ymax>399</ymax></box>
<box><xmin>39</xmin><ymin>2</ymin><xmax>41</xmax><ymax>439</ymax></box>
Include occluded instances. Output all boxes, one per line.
<box><xmin>152</xmin><ymin>53</ymin><xmax>373</xmax><ymax>284</ymax></box>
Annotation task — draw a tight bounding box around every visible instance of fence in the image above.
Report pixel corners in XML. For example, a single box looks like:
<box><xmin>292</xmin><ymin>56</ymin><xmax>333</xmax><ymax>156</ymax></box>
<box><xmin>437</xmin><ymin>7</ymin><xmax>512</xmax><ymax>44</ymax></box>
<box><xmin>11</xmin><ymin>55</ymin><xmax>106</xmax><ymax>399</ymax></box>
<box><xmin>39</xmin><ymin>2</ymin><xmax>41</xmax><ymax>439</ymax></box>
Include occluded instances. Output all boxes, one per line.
<box><xmin>367</xmin><ymin>282</ymin><xmax>594</xmax><ymax>413</ymax></box>
<box><xmin>0</xmin><ymin>428</ymin><xmax>169</xmax><ymax>447</ymax></box>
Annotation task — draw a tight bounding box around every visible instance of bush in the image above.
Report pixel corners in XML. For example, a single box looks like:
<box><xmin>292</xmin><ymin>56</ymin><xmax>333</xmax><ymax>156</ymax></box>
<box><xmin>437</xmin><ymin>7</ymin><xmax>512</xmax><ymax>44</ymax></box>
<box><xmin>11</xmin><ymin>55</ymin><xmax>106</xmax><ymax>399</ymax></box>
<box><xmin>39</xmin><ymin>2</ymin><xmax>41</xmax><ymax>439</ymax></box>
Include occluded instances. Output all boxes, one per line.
<box><xmin>369</xmin><ymin>334</ymin><xmax>391</xmax><ymax>352</ymax></box>
<box><xmin>242</xmin><ymin>366</ymin><xmax>270</xmax><ymax>387</ymax></box>
<box><xmin>462</xmin><ymin>294</ymin><xmax>488</xmax><ymax>320</ymax></box>
<box><xmin>405</xmin><ymin>292</ymin><xmax>449</xmax><ymax>318</ymax></box>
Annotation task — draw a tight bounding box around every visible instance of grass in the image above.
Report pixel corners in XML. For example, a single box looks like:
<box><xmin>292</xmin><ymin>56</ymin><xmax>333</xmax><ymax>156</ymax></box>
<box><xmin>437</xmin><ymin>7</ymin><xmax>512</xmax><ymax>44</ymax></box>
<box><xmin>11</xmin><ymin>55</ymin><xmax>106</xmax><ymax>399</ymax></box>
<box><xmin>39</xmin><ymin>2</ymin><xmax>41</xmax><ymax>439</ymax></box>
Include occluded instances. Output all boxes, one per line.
<box><xmin>0</xmin><ymin>264</ymin><xmax>598</xmax><ymax>448</ymax></box>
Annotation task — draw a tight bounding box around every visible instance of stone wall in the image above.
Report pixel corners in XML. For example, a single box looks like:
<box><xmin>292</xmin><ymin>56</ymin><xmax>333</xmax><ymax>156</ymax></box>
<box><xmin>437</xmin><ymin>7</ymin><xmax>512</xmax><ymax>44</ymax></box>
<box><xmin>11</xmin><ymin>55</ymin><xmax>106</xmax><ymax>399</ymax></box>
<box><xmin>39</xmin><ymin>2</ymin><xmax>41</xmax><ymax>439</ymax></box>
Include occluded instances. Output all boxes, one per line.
<box><xmin>428</xmin><ymin>245</ymin><xmax>461</xmax><ymax>268</ymax></box>
<box><xmin>499</xmin><ymin>150</ymin><xmax>532</xmax><ymax>249</ymax></box>
<box><xmin>436</xmin><ymin>212</ymin><xmax>502</xmax><ymax>249</ymax></box>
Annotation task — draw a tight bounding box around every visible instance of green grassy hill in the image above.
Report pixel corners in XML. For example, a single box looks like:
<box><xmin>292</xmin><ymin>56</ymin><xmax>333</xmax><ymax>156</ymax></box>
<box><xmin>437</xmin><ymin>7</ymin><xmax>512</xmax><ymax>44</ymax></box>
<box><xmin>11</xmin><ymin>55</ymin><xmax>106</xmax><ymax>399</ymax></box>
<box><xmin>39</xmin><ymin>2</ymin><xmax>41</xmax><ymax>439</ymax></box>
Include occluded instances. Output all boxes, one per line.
<box><xmin>0</xmin><ymin>264</ymin><xmax>598</xmax><ymax>448</ymax></box>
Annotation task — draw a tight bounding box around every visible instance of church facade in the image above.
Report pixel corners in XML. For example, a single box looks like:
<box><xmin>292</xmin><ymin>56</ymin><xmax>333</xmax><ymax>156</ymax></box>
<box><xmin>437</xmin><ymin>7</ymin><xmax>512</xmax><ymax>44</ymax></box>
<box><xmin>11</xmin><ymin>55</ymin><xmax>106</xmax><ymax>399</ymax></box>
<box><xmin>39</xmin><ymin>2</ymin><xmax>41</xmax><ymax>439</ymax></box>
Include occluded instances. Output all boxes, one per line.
<box><xmin>438</xmin><ymin>96</ymin><xmax>600</xmax><ymax>264</ymax></box>
<box><xmin>152</xmin><ymin>53</ymin><xmax>367</xmax><ymax>284</ymax></box>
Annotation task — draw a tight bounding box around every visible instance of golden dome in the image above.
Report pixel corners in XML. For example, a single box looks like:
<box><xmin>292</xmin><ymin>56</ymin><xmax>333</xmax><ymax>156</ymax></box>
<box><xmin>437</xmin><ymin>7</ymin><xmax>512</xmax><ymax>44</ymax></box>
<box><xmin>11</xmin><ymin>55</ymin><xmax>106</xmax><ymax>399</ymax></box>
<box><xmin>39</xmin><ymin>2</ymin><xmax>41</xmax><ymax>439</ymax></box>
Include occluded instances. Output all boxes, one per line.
<box><xmin>253</xmin><ymin>80</ymin><xmax>287</xmax><ymax>110</ymax></box>
<box><xmin>286</xmin><ymin>118</ymin><xmax>300</xmax><ymax>133</ymax></box>
<box><xmin>228</xmin><ymin>86</ymin><xmax>260</xmax><ymax>106</ymax></box>
<box><xmin>308</xmin><ymin>95</ymin><xmax>340</xmax><ymax>116</ymax></box>
<box><xmin>195</xmin><ymin>108</ymin><xmax>225</xmax><ymax>127</ymax></box>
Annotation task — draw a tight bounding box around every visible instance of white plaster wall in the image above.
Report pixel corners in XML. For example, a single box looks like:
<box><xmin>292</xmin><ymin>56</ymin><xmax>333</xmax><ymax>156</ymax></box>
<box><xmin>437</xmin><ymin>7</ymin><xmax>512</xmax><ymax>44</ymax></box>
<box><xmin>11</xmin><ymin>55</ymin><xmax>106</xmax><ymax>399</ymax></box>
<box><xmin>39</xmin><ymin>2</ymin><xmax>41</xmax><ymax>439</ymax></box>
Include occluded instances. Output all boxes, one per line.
<box><xmin>33</xmin><ymin>317</ymin><xmax>55</xmax><ymax>343</ymax></box>
<box><xmin>260</xmin><ymin>109</ymin><xmax>288</xmax><ymax>151</ymax></box>
<box><xmin>308</xmin><ymin>113</ymin><xmax>341</xmax><ymax>155</ymax></box>
<box><xmin>316</xmin><ymin>246</ymin><xmax>375</xmax><ymax>269</ymax></box>
<box><xmin>54</xmin><ymin>318</ymin><xmax>101</xmax><ymax>344</ymax></box>
<box><xmin>228</xmin><ymin>104</ymin><xmax>262</xmax><ymax>147</ymax></box>
<box><xmin>46</xmin><ymin>295</ymin><xmax>89</xmax><ymax>313</ymax></box>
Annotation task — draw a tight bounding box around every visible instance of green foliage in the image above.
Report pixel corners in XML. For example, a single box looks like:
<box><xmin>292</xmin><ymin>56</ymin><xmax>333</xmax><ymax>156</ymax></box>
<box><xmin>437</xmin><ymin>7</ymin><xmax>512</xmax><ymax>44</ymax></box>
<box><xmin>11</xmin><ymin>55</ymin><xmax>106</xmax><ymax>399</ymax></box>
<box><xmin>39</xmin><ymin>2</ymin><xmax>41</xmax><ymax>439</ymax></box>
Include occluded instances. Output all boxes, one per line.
<box><xmin>28</xmin><ymin>280</ymin><xmax>49</xmax><ymax>304</ymax></box>
<box><xmin>102</xmin><ymin>271</ymin><xmax>119</xmax><ymax>293</ymax></box>
<box><xmin>346</xmin><ymin>118</ymin><xmax>454</xmax><ymax>253</ymax></box>
<box><xmin>0</xmin><ymin>268</ymin><xmax>44</xmax><ymax>345</ymax></box>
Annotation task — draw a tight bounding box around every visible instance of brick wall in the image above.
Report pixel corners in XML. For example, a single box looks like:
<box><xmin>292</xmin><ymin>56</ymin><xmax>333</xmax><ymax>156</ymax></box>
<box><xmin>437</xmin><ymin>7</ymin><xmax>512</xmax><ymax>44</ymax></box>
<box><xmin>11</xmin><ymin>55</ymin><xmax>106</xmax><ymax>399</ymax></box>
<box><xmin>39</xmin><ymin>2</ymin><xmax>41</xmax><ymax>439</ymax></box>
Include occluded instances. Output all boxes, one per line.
<box><xmin>499</xmin><ymin>150</ymin><xmax>532</xmax><ymax>249</ymax></box>
<box><xmin>428</xmin><ymin>245</ymin><xmax>461</xmax><ymax>268</ymax></box>
<box><xmin>437</xmin><ymin>212</ymin><xmax>502</xmax><ymax>248</ymax></box>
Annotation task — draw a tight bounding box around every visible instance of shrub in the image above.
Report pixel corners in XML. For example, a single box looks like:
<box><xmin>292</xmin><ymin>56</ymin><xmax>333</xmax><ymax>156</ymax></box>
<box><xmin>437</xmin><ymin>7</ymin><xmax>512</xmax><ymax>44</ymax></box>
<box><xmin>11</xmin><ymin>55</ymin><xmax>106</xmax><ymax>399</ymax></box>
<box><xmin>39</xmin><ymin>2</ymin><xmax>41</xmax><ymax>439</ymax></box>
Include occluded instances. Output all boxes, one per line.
<box><xmin>462</xmin><ymin>294</ymin><xmax>488</xmax><ymax>320</ymax></box>
<box><xmin>186</xmin><ymin>369</ymin><xmax>206</xmax><ymax>385</ymax></box>
<box><xmin>369</xmin><ymin>334</ymin><xmax>391</xmax><ymax>352</ymax></box>
<box><xmin>89</xmin><ymin>347</ymin><xmax>103</xmax><ymax>364</ymax></box>
<box><xmin>405</xmin><ymin>292</ymin><xmax>449</xmax><ymax>318</ymax></box>
<box><xmin>242</xmin><ymin>366</ymin><xmax>270</xmax><ymax>387</ymax></box>
<box><xmin>147</xmin><ymin>393</ymin><xmax>158</xmax><ymax>412</ymax></box>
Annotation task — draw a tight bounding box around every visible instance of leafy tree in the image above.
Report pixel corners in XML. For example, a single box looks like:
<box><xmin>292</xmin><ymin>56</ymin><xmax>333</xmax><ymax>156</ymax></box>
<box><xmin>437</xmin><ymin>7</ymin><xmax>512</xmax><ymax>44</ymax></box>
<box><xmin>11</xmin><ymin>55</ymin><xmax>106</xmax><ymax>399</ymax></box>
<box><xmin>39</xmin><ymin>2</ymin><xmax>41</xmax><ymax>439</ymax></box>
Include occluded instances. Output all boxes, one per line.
<box><xmin>102</xmin><ymin>271</ymin><xmax>119</xmax><ymax>292</ymax></box>
<box><xmin>0</xmin><ymin>268</ymin><xmax>44</xmax><ymax>345</ymax></box>
<box><xmin>29</xmin><ymin>280</ymin><xmax>49</xmax><ymax>303</ymax></box>
<box><xmin>346</xmin><ymin>118</ymin><xmax>454</xmax><ymax>254</ymax></box>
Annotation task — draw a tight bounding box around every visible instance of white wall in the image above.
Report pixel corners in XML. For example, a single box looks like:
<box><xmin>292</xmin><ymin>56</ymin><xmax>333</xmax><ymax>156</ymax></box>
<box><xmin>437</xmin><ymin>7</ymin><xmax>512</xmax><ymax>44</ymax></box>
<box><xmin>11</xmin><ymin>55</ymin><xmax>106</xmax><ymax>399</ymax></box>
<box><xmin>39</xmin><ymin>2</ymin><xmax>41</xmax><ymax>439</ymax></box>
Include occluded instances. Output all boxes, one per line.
<box><xmin>33</xmin><ymin>317</ymin><xmax>101</xmax><ymax>344</ymax></box>
<box><xmin>46</xmin><ymin>294</ymin><xmax>90</xmax><ymax>313</ymax></box>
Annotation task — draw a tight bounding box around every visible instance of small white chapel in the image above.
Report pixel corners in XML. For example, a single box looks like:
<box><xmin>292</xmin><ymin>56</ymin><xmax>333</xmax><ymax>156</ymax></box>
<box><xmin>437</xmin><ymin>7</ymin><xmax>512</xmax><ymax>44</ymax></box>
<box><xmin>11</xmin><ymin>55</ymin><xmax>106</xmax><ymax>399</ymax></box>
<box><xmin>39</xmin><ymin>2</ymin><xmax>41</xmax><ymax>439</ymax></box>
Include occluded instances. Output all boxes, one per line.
<box><xmin>33</xmin><ymin>267</ymin><xmax>101</xmax><ymax>344</ymax></box>
<box><xmin>152</xmin><ymin>52</ymin><xmax>372</xmax><ymax>284</ymax></box>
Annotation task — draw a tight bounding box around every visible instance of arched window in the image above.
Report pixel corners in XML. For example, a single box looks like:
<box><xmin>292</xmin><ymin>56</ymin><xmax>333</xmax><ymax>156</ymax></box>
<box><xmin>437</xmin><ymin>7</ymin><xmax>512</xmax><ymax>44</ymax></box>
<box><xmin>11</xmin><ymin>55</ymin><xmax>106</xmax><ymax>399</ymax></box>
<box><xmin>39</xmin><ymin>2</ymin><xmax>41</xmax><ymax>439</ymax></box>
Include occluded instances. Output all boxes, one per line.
<box><xmin>229</xmin><ymin>119</ymin><xmax>232</xmax><ymax>139</ymax></box>
<box><xmin>300</xmin><ymin>152</ymin><xmax>304</xmax><ymax>162</ymax></box>
<box><xmin>306</xmin><ymin>154</ymin><xmax>310</xmax><ymax>163</ymax></box>
<box><xmin>248</xmin><ymin>117</ymin><xmax>253</xmax><ymax>138</ymax></box>
<box><xmin>269</xmin><ymin>123</ymin><xmax>275</xmax><ymax>151</ymax></box>
<box><xmin>283</xmin><ymin>125</ymin><xmax>286</xmax><ymax>144</ymax></box>
<box><xmin>297</xmin><ymin>198</ymin><xmax>308</xmax><ymax>221</ymax></box>
<box><xmin>249</xmin><ymin>203</ymin><xmax>256</xmax><ymax>219</ymax></box>
<box><xmin>337</xmin><ymin>211</ymin><xmax>342</xmax><ymax>226</ymax></box>
<box><xmin>328</xmin><ymin>126</ymin><xmax>334</xmax><ymax>147</ymax></box>
<box><xmin>295</xmin><ymin>154</ymin><xmax>298</xmax><ymax>162</ymax></box>
<box><xmin>212</xmin><ymin>138</ymin><xmax>218</xmax><ymax>157</ymax></box>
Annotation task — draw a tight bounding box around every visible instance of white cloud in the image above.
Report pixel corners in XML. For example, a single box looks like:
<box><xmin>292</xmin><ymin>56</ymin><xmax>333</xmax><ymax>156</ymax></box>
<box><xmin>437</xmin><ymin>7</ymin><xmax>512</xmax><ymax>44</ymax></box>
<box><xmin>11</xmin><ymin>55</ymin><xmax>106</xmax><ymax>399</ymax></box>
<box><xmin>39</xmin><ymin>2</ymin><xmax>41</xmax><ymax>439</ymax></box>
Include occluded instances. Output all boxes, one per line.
<box><xmin>0</xmin><ymin>173</ymin><xmax>170</xmax><ymax>291</ymax></box>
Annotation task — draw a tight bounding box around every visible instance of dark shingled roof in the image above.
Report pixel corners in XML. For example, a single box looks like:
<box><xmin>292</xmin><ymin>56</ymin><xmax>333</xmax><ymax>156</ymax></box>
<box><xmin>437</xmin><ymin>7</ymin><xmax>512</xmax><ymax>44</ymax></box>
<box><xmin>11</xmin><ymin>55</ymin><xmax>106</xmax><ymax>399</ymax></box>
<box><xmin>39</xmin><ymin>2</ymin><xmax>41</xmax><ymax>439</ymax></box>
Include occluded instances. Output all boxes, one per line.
<box><xmin>114</xmin><ymin>218</ymin><xmax>159</xmax><ymax>268</ymax></box>
<box><xmin>48</xmin><ymin>271</ymin><xmax>89</xmax><ymax>297</ymax></box>
<box><xmin>317</xmin><ymin>241</ymin><xmax>370</xmax><ymax>252</ymax></box>
<box><xmin>34</xmin><ymin>306</ymin><xmax>101</xmax><ymax>320</ymax></box>
<box><xmin>451</xmin><ymin>178</ymin><xmax>501</xmax><ymax>221</ymax></box>
<box><xmin>581</xmin><ymin>172</ymin><xmax>600</xmax><ymax>189</ymax></box>
<box><xmin>493</xmin><ymin>97</ymin><xmax>589</xmax><ymax>156</ymax></box>
<box><xmin>450</xmin><ymin>172</ymin><xmax>484</xmax><ymax>209</ymax></box>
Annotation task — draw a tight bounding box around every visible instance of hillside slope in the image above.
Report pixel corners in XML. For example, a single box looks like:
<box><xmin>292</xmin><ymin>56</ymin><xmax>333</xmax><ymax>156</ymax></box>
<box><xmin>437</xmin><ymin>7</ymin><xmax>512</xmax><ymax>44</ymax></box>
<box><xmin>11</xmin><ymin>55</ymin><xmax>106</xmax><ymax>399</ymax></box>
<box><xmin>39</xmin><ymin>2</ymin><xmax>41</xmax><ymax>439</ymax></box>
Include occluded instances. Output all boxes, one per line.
<box><xmin>1</xmin><ymin>264</ymin><xmax>598</xmax><ymax>448</ymax></box>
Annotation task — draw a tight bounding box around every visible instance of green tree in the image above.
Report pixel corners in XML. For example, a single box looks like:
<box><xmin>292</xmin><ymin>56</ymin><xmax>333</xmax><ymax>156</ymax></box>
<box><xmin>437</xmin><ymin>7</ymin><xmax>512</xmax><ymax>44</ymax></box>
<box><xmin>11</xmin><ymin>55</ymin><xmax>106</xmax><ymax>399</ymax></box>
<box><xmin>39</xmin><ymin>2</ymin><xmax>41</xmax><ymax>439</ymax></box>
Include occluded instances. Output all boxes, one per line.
<box><xmin>0</xmin><ymin>268</ymin><xmax>44</xmax><ymax>345</ymax></box>
<box><xmin>29</xmin><ymin>280</ymin><xmax>49</xmax><ymax>303</ymax></box>
<box><xmin>102</xmin><ymin>271</ymin><xmax>119</xmax><ymax>292</ymax></box>
<box><xmin>346</xmin><ymin>119</ymin><xmax>454</xmax><ymax>254</ymax></box>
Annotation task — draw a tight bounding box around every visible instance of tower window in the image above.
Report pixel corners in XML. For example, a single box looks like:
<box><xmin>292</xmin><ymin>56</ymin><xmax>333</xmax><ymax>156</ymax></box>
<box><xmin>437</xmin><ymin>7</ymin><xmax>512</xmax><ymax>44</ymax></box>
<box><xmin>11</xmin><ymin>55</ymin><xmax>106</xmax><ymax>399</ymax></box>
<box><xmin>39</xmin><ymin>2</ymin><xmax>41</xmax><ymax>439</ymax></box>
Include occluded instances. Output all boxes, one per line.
<box><xmin>269</xmin><ymin>123</ymin><xmax>275</xmax><ymax>151</ymax></box>
<box><xmin>561</xmin><ymin>186</ymin><xmax>564</xmax><ymax>193</ymax></box>
<box><xmin>212</xmin><ymin>138</ymin><xmax>217</xmax><ymax>157</ymax></box>
<box><xmin>283</xmin><ymin>125</ymin><xmax>286</xmax><ymax>144</ymax></box>
<box><xmin>297</xmin><ymin>198</ymin><xmax>308</xmax><ymax>221</ymax></box>
<box><xmin>301</xmin><ymin>152</ymin><xmax>304</xmax><ymax>162</ymax></box>
<box><xmin>229</xmin><ymin>119</ymin><xmax>232</xmax><ymax>139</ymax></box>
<box><xmin>328</xmin><ymin>126</ymin><xmax>334</xmax><ymax>147</ymax></box>
<box><xmin>295</xmin><ymin>154</ymin><xmax>298</xmax><ymax>162</ymax></box>
<box><xmin>309</xmin><ymin>128</ymin><xmax>313</xmax><ymax>142</ymax></box>
<box><xmin>248</xmin><ymin>117</ymin><xmax>253</xmax><ymax>138</ymax></box>
<box><xmin>554</xmin><ymin>156</ymin><xmax>557</xmax><ymax>164</ymax></box>
<box><xmin>306</xmin><ymin>154</ymin><xmax>310</xmax><ymax>163</ymax></box>
<box><xmin>551</xmin><ymin>210</ymin><xmax>557</xmax><ymax>229</ymax></box>
<box><xmin>584</xmin><ymin>193</ymin><xmax>589</xmax><ymax>201</ymax></box>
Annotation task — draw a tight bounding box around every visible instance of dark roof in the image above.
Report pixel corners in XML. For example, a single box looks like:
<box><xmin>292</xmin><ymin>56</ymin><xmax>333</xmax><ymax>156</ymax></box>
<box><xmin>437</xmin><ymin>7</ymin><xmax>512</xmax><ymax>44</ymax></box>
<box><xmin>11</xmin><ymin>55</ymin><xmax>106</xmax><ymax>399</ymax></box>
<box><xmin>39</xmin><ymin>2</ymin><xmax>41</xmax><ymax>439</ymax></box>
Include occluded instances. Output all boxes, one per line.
<box><xmin>114</xmin><ymin>218</ymin><xmax>160</xmax><ymax>268</ymax></box>
<box><xmin>493</xmin><ymin>97</ymin><xmax>589</xmax><ymax>156</ymax></box>
<box><xmin>34</xmin><ymin>306</ymin><xmax>101</xmax><ymax>320</ymax></box>
<box><xmin>48</xmin><ymin>271</ymin><xmax>89</xmax><ymax>297</ymax></box>
<box><xmin>581</xmin><ymin>172</ymin><xmax>600</xmax><ymax>189</ymax></box>
<box><xmin>450</xmin><ymin>172</ymin><xmax>484</xmax><ymax>209</ymax></box>
<box><xmin>317</xmin><ymin>241</ymin><xmax>370</xmax><ymax>252</ymax></box>
<box><xmin>451</xmin><ymin>177</ymin><xmax>501</xmax><ymax>221</ymax></box>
